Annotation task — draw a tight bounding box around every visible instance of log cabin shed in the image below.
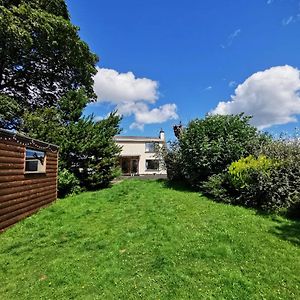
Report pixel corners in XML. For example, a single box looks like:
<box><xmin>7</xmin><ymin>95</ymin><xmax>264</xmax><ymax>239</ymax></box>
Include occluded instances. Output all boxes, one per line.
<box><xmin>0</xmin><ymin>129</ymin><xmax>59</xmax><ymax>231</ymax></box>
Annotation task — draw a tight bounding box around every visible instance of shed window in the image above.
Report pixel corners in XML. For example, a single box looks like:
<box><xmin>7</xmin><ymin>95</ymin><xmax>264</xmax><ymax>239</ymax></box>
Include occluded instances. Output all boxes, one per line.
<box><xmin>145</xmin><ymin>142</ymin><xmax>157</xmax><ymax>153</ymax></box>
<box><xmin>146</xmin><ymin>160</ymin><xmax>159</xmax><ymax>170</ymax></box>
<box><xmin>25</xmin><ymin>148</ymin><xmax>46</xmax><ymax>173</ymax></box>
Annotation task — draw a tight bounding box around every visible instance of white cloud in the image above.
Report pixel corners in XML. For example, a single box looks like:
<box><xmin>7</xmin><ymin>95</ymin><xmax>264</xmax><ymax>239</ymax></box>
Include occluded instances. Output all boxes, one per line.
<box><xmin>93</xmin><ymin>115</ymin><xmax>104</xmax><ymax>122</ymax></box>
<box><xmin>228</xmin><ymin>81</ymin><xmax>237</xmax><ymax>88</ymax></box>
<box><xmin>130</xmin><ymin>104</ymin><xmax>178</xmax><ymax>130</ymax></box>
<box><xmin>93</xmin><ymin>67</ymin><xmax>178</xmax><ymax>130</ymax></box>
<box><xmin>282</xmin><ymin>16</ymin><xmax>294</xmax><ymax>26</ymax></box>
<box><xmin>221</xmin><ymin>29</ymin><xmax>241</xmax><ymax>49</ymax></box>
<box><xmin>204</xmin><ymin>86</ymin><xmax>213</xmax><ymax>91</ymax></box>
<box><xmin>136</xmin><ymin>104</ymin><xmax>178</xmax><ymax>124</ymax></box>
<box><xmin>93</xmin><ymin>67</ymin><xmax>158</xmax><ymax>103</ymax></box>
<box><xmin>267</xmin><ymin>0</ymin><xmax>273</xmax><ymax>4</ymax></box>
<box><xmin>211</xmin><ymin>65</ymin><xmax>300</xmax><ymax>129</ymax></box>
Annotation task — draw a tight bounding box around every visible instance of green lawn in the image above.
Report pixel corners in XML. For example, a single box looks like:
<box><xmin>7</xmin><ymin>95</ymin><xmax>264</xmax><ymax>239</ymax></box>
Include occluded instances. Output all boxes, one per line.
<box><xmin>1</xmin><ymin>180</ymin><xmax>299</xmax><ymax>299</ymax></box>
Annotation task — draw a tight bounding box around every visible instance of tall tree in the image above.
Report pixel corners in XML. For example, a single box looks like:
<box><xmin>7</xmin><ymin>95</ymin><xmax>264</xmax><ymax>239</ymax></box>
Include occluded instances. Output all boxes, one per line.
<box><xmin>0</xmin><ymin>0</ymin><xmax>98</xmax><ymax>128</ymax></box>
<box><xmin>22</xmin><ymin>95</ymin><xmax>122</xmax><ymax>190</ymax></box>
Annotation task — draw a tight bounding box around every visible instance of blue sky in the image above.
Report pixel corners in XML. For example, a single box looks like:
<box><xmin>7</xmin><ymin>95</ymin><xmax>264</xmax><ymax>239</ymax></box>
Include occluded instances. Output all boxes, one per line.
<box><xmin>67</xmin><ymin>0</ymin><xmax>300</xmax><ymax>139</ymax></box>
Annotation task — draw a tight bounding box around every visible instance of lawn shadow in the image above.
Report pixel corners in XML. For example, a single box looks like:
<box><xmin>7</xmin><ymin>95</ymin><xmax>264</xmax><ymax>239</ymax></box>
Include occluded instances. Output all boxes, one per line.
<box><xmin>270</xmin><ymin>217</ymin><xmax>300</xmax><ymax>247</ymax></box>
<box><xmin>159</xmin><ymin>179</ymin><xmax>196</xmax><ymax>192</ymax></box>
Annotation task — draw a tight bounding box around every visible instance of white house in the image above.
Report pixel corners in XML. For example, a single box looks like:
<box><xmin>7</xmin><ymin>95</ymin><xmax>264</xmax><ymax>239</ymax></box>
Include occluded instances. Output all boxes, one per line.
<box><xmin>114</xmin><ymin>130</ymin><xmax>167</xmax><ymax>176</ymax></box>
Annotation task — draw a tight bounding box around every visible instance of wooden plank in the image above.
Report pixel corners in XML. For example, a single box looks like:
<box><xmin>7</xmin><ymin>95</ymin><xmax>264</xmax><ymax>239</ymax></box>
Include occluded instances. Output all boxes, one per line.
<box><xmin>0</xmin><ymin>149</ymin><xmax>24</xmax><ymax>159</ymax></box>
<box><xmin>0</xmin><ymin>198</ymin><xmax>54</xmax><ymax>230</ymax></box>
<box><xmin>46</xmin><ymin>160</ymin><xmax>58</xmax><ymax>166</ymax></box>
<box><xmin>0</xmin><ymin>177</ymin><xmax>57</xmax><ymax>190</ymax></box>
<box><xmin>0</xmin><ymin>143</ymin><xmax>23</xmax><ymax>152</ymax></box>
<box><xmin>46</xmin><ymin>153</ymin><xmax>58</xmax><ymax>159</ymax></box>
<box><xmin>0</xmin><ymin>181</ymin><xmax>57</xmax><ymax>196</ymax></box>
<box><xmin>0</xmin><ymin>174</ymin><xmax>56</xmax><ymax>183</ymax></box>
<box><xmin>0</xmin><ymin>169</ymin><xmax>25</xmax><ymax>176</ymax></box>
<box><xmin>0</xmin><ymin>163</ymin><xmax>24</xmax><ymax>170</ymax></box>
<box><xmin>0</xmin><ymin>188</ymin><xmax>54</xmax><ymax>209</ymax></box>
<box><xmin>0</xmin><ymin>192</ymin><xmax>56</xmax><ymax>216</ymax></box>
<box><xmin>0</xmin><ymin>157</ymin><xmax>24</xmax><ymax>164</ymax></box>
<box><xmin>0</xmin><ymin>196</ymin><xmax>55</xmax><ymax>223</ymax></box>
<box><xmin>0</xmin><ymin>184</ymin><xmax>57</xmax><ymax>202</ymax></box>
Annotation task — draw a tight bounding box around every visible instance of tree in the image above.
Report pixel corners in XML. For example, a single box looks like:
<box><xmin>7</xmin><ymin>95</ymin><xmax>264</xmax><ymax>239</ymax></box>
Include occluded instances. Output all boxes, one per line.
<box><xmin>0</xmin><ymin>94</ymin><xmax>21</xmax><ymax>129</ymax></box>
<box><xmin>178</xmin><ymin>114</ymin><xmax>269</xmax><ymax>187</ymax></box>
<box><xmin>22</xmin><ymin>96</ymin><xmax>122</xmax><ymax>191</ymax></box>
<box><xmin>0</xmin><ymin>0</ymin><xmax>98</xmax><ymax>127</ymax></box>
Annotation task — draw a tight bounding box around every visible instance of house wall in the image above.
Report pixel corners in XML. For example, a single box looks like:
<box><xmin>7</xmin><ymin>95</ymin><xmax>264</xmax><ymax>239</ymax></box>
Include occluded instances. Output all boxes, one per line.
<box><xmin>118</xmin><ymin>141</ymin><xmax>166</xmax><ymax>175</ymax></box>
<box><xmin>0</xmin><ymin>133</ymin><xmax>58</xmax><ymax>231</ymax></box>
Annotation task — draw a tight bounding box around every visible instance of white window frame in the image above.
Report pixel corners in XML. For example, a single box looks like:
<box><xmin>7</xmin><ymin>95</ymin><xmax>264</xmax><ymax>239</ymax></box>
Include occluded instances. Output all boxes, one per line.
<box><xmin>25</xmin><ymin>148</ymin><xmax>46</xmax><ymax>174</ymax></box>
<box><xmin>145</xmin><ymin>142</ymin><xmax>157</xmax><ymax>153</ymax></box>
<box><xmin>145</xmin><ymin>159</ymin><xmax>159</xmax><ymax>171</ymax></box>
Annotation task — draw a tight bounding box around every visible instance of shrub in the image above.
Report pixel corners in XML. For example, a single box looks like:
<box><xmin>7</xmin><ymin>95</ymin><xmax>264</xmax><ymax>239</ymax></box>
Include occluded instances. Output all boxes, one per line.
<box><xmin>258</xmin><ymin>137</ymin><xmax>300</xmax><ymax>212</ymax></box>
<box><xmin>228</xmin><ymin>155</ymin><xmax>276</xmax><ymax>189</ymax></box>
<box><xmin>201</xmin><ymin>173</ymin><xmax>234</xmax><ymax>204</ymax></box>
<box><xmin>179</xmin><ymin>114</ymin><xmax>268</xmax><ymax>187</ymax></box>
<box><xmin>163</xmin><ymin>141</ymin><xmax>186</xmax><ymax>182</ymax></box>
<box><xmin>226</xmin><ymin>149</ymin><xmax>300</xmax><ymax>212</ymax></box>
<box><xmin>58</xmin><ymin>168</ymin><xmax>81</xmax><ymax>198</ymax></box>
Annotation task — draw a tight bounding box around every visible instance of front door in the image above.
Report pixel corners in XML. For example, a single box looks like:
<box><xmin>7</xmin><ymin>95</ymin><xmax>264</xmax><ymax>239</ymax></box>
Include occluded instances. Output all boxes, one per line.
<box><xmin>121</xmin><ymin>157</ymin><xmax>139</xmax><ymax>175</ymax></box>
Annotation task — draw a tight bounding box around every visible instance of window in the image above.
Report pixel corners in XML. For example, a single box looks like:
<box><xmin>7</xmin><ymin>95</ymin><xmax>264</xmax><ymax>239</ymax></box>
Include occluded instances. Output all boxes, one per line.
<box><xmin>146</xmin><ymin>160</ymin><xmax>159</xmax><ymax>170</ymax></box>
<box><xmin>145</xmin><ymin>142</ymin><xmax>157</xmax><ymax>153</ymax></box>
<box><xmin>25</xmin><ymin>148</ymin><xmax>46</xmax><ymax>173</ymax></box>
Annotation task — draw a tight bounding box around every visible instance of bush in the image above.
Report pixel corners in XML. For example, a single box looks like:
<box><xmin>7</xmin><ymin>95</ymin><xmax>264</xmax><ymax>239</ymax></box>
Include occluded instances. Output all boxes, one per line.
<box><xmin>228</xmin><ymin>155</ymin><xmax>276</xmax><ymax>189</ymax></box>
<box><xmin>163</xmin><ymin>141</ymin><xmax>186</xmax><ymax>182</ymax></box>
<box><xmin>258</xmin><ymin>138</ymin><xmax>300</xmax><ymax>212</ymax></box>
<box><xmin>201</xmin><ymin>173</ymin><xmax>234</xmax><ymax>203</ymax></box>
<box><xmin>226</xmin><ymin>147</ymin><xmax>300</xmax><ymax>212</ymax></box>
<box><xmin>179</xmin><ymin>114</ymin><xmax>268</xmax><ymax>187</ymax></box>
<box><xmin>58</xmin><ymin>168</ymin><xmax>81</xmax><ymax>198</ymax></box>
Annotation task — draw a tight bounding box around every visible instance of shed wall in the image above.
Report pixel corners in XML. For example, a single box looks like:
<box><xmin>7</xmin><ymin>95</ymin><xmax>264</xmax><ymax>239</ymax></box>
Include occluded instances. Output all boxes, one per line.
<box><xmin>0</xmin><ymin>139</ymin><xmax>58</xmax><ymax>230</ymax></box>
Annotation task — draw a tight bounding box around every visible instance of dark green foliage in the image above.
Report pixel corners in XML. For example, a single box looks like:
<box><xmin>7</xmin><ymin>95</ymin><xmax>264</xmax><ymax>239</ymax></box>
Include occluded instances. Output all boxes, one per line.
<box><xmin>206</xmin><ymin>140</ymin><xmax>300</xmax><ymax>213</ymax></box>
<box><xmin>22</xmin><ymin>93</ymin><xmax>122</xmax><ymax>191</ymax></box>
<box><xmin>0</xmin><ymin>94</ymin><xmax>21</xmax><ymax>129</ymax></box>
<box><xmin>162</xmin><ymin>141</ymin><xmax>185</xmax><ymax>182</ymax></box>
<box><xmin>1</xmin><ymin>0</ymin><xmax>69</xmax><ymax>19</ymax></box>
<box><xmin>254</xmin><ymin>139</ymin><xmax>300</xmax><ymax>212</ymax></box>
<box><xmin>201</xmin><ymin>173</ymin><xmax>234</xmax><ymax>203</ymax></box>
<box><xmin>59</xmin><ymin>114</ymin><xmax>122</xmax><ymax>190</ymax></box>
<box><xmin>179</xmin><ymin>114</ymin><xmax>268</xmax><ymax>187</ymax></box>
<box><xmin>58</xmin><ymin>168</ymin><xmax>81</xmax><ymax>198</ymax></box>
<box><xmin>0</xmin><ymin>0</ymin><xmax>97</xmax><ymax>127</ymax></box>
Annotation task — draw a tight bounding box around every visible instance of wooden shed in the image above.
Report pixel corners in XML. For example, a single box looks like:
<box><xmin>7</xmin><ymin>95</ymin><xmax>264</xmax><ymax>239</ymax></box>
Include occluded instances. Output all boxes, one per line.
<box><xmin>0</xmin><ymin>129</ymin><xmax>59</xmax><ymax>231</ymax></box>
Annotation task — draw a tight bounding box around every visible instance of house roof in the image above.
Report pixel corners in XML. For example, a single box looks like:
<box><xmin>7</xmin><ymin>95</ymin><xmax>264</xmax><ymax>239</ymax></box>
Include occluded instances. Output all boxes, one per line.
<box><xmin>114</xmin><ymin>135</ymin><xmax>162</xmax><ymax>142</ymax></box>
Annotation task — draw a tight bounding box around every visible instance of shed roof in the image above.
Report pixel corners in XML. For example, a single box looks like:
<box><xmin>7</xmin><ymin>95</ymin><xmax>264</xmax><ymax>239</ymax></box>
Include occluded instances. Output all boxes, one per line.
<box><xmin>0</xmin><ymin>128</ymin><xmax>59</xmax><ymax>151</ymax></box>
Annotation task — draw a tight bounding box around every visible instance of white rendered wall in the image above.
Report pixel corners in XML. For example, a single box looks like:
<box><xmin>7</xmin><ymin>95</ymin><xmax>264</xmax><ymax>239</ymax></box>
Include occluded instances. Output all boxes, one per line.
<box><xmin>117</xmin><ymin>141</ymin><xmax>167</xmax><ymax>175</ymax></box>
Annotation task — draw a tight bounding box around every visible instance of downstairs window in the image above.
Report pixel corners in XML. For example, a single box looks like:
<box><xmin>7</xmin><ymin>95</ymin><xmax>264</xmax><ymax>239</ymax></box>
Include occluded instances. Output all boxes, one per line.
<box><xmin>145</xmin><ymin>160</ymin><xmax>159</xmax><ymax>170</ymax></box>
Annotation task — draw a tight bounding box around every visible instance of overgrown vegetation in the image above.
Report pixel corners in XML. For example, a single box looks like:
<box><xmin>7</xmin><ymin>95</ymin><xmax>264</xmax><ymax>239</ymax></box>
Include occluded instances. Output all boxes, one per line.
<box><xmin>0</xmin><ymin>180</ymin><xmax>299</xmax><ymax>299</ymax></box>
<box><xmin>0</xmin><ymin>0</ymin><xmax>98</xmax><ymax>129</ymax></box>
<box><xmin>0</xmin><ymin>1</ymin><xmax>121</xmax><ymax>195</ymax></box>
<box><xmin>166</xmin><ymin>114</ymin><xmax>300</xmax><ymax>214</ymax></box>
<box><xmin>179</xmin><ymin>114</ymin><xmax>268</xmax><ymax>186</ymax></box>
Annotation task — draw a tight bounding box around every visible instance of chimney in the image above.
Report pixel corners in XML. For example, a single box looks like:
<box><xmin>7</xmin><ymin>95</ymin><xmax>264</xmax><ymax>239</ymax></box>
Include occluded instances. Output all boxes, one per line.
<box><xmin>159</xmin><ymin>128</ymin><xmax>165</xmax><ymax>141</ymax></box>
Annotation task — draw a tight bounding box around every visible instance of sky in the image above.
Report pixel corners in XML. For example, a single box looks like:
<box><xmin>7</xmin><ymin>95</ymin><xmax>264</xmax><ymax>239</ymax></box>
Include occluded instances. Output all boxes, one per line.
<box><xmin>67</xmin><ymin>0</ymin><xmax>300</xmax><ymax>139</ymax></box>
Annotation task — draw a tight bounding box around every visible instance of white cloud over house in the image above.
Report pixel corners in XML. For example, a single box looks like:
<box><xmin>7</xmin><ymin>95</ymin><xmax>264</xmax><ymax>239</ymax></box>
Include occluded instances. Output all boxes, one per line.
<box><xmin>211</xmin><ymin>65</ymin><xmax>300</xmax><ymax>129</ymax></box>
<box><xmin>93</xmin><ymin>67</ymin><xmax>178</xmax><ymax>130</ymax></box>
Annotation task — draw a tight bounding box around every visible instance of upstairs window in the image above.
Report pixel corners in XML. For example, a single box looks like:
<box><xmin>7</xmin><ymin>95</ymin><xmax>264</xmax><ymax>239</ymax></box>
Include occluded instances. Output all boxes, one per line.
<box><xmin>145</xmin><ymin>142</ymin><xmax>157</xmax><ymax>153</ymax></box>
<box><xmin>25</xmin><ymin>148</ymin><xmax>46</xmax><ymax>173</ymax></box>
